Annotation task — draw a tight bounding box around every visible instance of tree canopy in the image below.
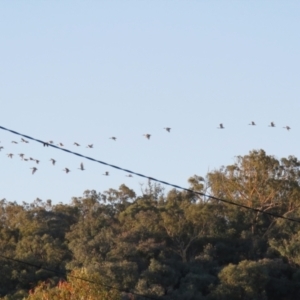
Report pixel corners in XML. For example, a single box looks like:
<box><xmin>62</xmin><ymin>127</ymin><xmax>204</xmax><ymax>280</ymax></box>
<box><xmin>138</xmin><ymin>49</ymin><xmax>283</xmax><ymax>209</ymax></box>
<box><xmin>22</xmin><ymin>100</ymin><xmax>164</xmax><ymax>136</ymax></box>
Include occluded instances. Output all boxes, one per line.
<box><xmin>1</xmin><ymin>150</ymin><xmax>300</xmax><ymax>299</ymax></box>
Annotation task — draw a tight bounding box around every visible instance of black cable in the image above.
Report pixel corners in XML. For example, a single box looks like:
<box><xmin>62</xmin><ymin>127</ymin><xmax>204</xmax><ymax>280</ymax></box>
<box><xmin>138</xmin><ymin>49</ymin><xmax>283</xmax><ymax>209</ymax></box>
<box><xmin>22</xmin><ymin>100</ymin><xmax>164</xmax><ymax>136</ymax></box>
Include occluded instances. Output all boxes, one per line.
<box><xmin>1</xmin><ymin>125</ymin><xmax>300</xmax><ymax>224</ymax></box>
<box><xmin>0</xmin><ymin>253</ymin><xmax>158</xmax><ymax>300</ymax></box>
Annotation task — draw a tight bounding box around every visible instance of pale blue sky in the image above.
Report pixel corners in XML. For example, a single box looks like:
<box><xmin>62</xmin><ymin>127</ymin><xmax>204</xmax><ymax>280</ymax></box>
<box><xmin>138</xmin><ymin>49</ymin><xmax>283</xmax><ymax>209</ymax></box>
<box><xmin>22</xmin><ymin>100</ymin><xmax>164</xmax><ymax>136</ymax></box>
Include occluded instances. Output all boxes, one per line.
<box><xmin>1</xmin><ymin>1</ymin><xmax>299</xmax><ymax>204</ymax></box>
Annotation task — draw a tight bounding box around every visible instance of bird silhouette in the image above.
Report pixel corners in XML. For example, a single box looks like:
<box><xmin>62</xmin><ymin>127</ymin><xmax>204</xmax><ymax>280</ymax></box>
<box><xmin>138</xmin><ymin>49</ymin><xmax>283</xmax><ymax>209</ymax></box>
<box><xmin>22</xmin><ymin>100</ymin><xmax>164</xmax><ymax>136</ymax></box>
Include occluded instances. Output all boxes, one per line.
<box><xmin>283</xmin><ymin>126</ymin><xmax>291</xmax><ymax>131</ymax></box>
<box><xmin>0</xmin><ymin>146</ymin><xmax>4</xmax><ymax>151</ymax></box>
<box><xmin>50</xmin><ymin>159</ymin><xmax>56</xmax><ymax>165</ymax></box>
<box><xmin>87</xmin><ymin>144</ymin><xmax>93</xmax><ymax>148</ymax></box>
<box><xmin>63</xmin><ymin>168</ymin><xmax>70</xmax><ymax>174</ymax></box>
<box><xmin>74</xmin><ymin>142</ymin><xmax>80</xmax><ymax>146</ymax></box>
<box><xmin>103</xmin><ymin>171</ymin><xmax>109</xmax><ymax>176</ymax></box>
<box><xmin>269</xmin><ymin>122</ymin><xmax>275</xmax><ymax>127</ymax></box>
<box><xmin>126</xmin><ymin>174</ymin><xmax>133</xmax><ymax>177</ymax></box>
<box><xmin>21</xmin><ymin>138</ymin><xmax>29</xmax><ymax>143</ymax></box>
<box><xmin>78</xmin><ymin>163</ymin><xmax>85</xmax><ymax>171</ymax></box>
<box><xmin>11</xmin><ymin>141</ymin><xmax>18</xmax><ymax>144</ymax></box>
<box><xmin>35</xmin><ymin>160</ymin><xmax>40</xmax><ymax>164</ymax></box>
<box><xmin>48</xmin><ymin>141</ymin><xmax>54</xmax><ymax>144</ymax></box>
<box><xmin>19</xmin><ymin>153</ymin><xmax>25</xmax><ymax>160</ymax></box>
<box><xmin>58</xmin><ymin>143</ymin><xmax>64</xmax><ymax>147</ymax></box>
<box><xmin>110</xmin><ymin>137</ymin><xmax>117</xmax><ymax>141</ymax></box>
<box><xmin>218</xmin><ymin>124</ymin><xmax>224</xmax><ymax>129</ymax></box>
<box><xmin>143</xmin><ymin>134</ymin><xmax>151</xmax><ymax>139</ymax></box>
<box><xmin>7</xmin><ymin>153</ymin><xmax>13</xmax><ymax>158</ymax></box>
<box><xmin>30</xmin><ymin>167</ymin><xmax>37</xmax><ymax>174</ymax></box>
<box><xmin>249</xmin><ymin>121</ymin><xmax>256</xmax><ymax>126</ymax></box>
<box><xmin>164</xmin><ymin>127</ymin><xmax>171</xmax><ymax>132</ymax></box>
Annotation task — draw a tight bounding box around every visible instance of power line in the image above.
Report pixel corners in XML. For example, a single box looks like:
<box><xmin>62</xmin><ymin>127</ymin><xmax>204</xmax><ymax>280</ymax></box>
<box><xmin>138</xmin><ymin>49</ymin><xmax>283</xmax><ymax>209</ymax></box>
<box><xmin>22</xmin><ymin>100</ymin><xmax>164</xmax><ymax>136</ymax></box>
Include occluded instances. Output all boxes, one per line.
<box><xmin>0</xmin><ymin>253</ymin><xmax>158</xmax><ymax>300</ymax></box>
<box><xmin>1</xmin><ymin>125</ymin><xmax>300</xmax><ymax>224</ymax></box>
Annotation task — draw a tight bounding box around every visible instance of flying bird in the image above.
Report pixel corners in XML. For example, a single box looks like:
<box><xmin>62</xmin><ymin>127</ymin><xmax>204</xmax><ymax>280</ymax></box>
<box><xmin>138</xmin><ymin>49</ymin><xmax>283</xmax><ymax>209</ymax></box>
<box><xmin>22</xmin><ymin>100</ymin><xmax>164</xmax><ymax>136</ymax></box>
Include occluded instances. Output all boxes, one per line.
<box><xmin>78</xmin><ymin>163</ymin><xmax>85</xmax><ymax>171</ymax></box>
<box><xmin>11</xmin><ymin>141</ymin><xmax>18</xmax><ymax>144</ymax></box>
<box><xmin>63</xmin><ymin>168</ymin><xmax>70</xmax><ymax>173</ymax></box>
<box><xmin>126</xmin><ymin>174</ymin><xmax>133</xmax><ymax>177</ymax></box>
<box><xmin>30</xmin><ymin>167</ymin><xmax>37</xmax><ymax>174</ymax></box>
<box><xmin>35</xmin><ymin>160</ymin><xmax>40</xmax><ymax>164</ymax></box>
<box><xmin>283</xmin><ymin>126</ymin><xmax>291</xmax><ymax>131</ymax></box>
<box><xmin>50</xmin><ymin>159</ymin><xmax>56</xmax><ymax>165</ymax></box>
<box><xmin>58</xmin><ymin>143</ymin><xmax>64</xmax><ymax>147</ymax></box>
<box><xmin>249</xmin><ymin>121</ymin><xmax>256</xmax><ymax>126</ymax></box>
<box><xmin>7</xmin><ymin>153</ymin><xmax>13</xmax><ymax>158</ymax></box>
<box><xmin>19</xmin><ymin>153</ymin><xmax>25</xmax><ymax>160</ymax></box>
<box><xmin>74</xmin><ymin>142</ymin><xmax>80</xmax><ymax>146</ymax></box>
<box><xmin>21</xmin><ymin>138</ymin><xmax>29</xmax><ymax>143</ymax></box>
<box><xmin>0</xmin><ymin>146</ymin><xmax>4</xmax><ymax>151</ymax></box>
<box><xmin>143</xmin><ymin>134</ymin><xmax>151</xmax><ymax>140</ymax></box>
<box><xmin>164</xmin><ymin>127</ymin><xmax>171</xmax><ymax>132</ymax></box>
<box><xmin>218</xmin><ymin>124</ymin><xmax>224</xmax><ymax>129</ymax></box>
<box><xmin>269</xmin><ymin>122</ymin><xmax>275</xmax><ymax>127</ymax></box>
<box><xmin>103</xmin><ymin>171</ymin><xmax>109</xmax><ymax>176</ymax></box>
<box><xmin>48</xmin><ymin>141</ymin><xmax>54</xmax><ymax>144</ymax></box>
<box><xmin>110</xmin><ymin>137</ymin><xmax>117</xmax><ymax>141</ymax></box>
<box><xmin>87</xmin><ymin>144</ymin><xmax>93</xmax><ymax>148</ymax></box>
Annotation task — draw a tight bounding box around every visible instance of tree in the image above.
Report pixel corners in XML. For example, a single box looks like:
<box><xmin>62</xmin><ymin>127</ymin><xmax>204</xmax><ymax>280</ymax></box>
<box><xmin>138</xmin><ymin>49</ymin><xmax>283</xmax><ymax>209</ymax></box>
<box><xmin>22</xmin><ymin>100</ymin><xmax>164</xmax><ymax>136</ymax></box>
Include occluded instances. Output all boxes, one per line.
<box><xmin>208</xmin><ymin>150</ymin><xmax>300</xmax><ymax>236</ymax></box>
<box><xmin>25</xmin><ymin>269</ymin><xmax>121</xmax><ymax>300</ymax></box>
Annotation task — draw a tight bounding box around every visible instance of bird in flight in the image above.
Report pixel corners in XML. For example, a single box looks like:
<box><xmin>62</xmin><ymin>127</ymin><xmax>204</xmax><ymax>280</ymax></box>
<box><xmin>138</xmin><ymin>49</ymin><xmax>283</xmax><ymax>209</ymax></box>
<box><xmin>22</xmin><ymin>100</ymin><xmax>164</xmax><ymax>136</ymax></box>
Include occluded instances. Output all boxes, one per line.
<box><xmin>78</xmin><ymin>163</ymin><xmax>85</xmax><ymax>171</ymax></box>
<box><xmin>126</xmin><ymin>174</ymin><xmax>133</xmax><ymax>177</ymax></box>
<box><xmin>11</xmin><ymin>141</ymin><xmax>18</xmax><ymax>144</ymax></box>
<box><xmin>269</xmin><ymin>122</ymin><xmax>275</xmax><ymax>127</ymax></box>
<box><xmin>249</xmin><ymin>121</ymin><xmax>256</xmax><ymax>126</ymax></box>
<box><xmin>283</xmin><ymin>126</ymin><xmax>291</xmax><ymax>131</ymax></box>
<box><xmin>58</xmin><ymin>143</ymin><xmax>64</xmax><ymax>147</ymax></box>
<box><xmin>110</xmin><ymin>137</ymin><xmax>117</xmax><ymax>141</ymax></box>
<box><xmin>31</xmin><ymin>167</ymin><xmax>37</xmax><ymax>174</ymax></box>
<box><xmin>19</xmin><ymin>153</ymin><xmax>25</xmax><ymax>160</ymax></box>
<box><xmin>50</xmin><ymin>158</ymin><xmax>56</xmax><ymax>165</ymax></box>
<box><xmin>7</xmin><ymin>153</ymin><xmax>13</xmax><ymax>158</ymax></box>
<box><xmin>74</xmin><ymin>142</ymin><xmax>80</xmax><ymax>146</ymax></box>
<box><xmin>103</xmin><ymin>171</ymin><xmax>109</xmax><ymax>176</ymax></box>
<box><xmin>143</xmin><ymin>134</ymin><xmax>151</xmax><ymax>140</ymax></box>
<box><xmin>21</xmin><ymin>138</ymin><xmax>29</xmax><ymax>143</ymax></box>
<box><xmin>35</xmin><ymin>160</ymin><xmax>40</xmax><ymax>164</ymax></box>
<box><xmin>164</xmin><ymin>127</ymin><xmax>171</xmax><ymax>132</ymax></box>
<box><xmin>63</xmin><ymin>168</ymin><xmax>70</xmax><ymax>174</ymax></box>
<box><xmin>48</xmin><ymin>141</ymin><xmax>54</xmax><ymax>144</ymax></box>
<box><xmin>0</xmin><ymin>146</ymin><xmax>4</xmax><ymax>151</ymax></box>
<box><xmin>218</xmin><ymin>124</ymin><xmax>224</xmax><ymax>129</ymax></box>
<box><xmin>87</xmin><ymin>144</ymin><xmax>93</xmax><ymax>148</ymax></box>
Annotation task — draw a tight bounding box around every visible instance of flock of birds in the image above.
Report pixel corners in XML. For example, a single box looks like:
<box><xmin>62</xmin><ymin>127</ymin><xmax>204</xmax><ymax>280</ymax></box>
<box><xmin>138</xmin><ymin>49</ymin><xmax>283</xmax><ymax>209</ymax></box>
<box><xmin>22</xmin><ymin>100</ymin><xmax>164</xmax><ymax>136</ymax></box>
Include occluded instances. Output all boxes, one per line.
<box><xmin>0</xmin><ymin>122</ymin><xmax>291</xmax><ymax>175</ymax></box>
<box><xmin>218</xmin><ymin>121</ymin><xmax>291</xmax><ymax>130</ymax></box>
<box><xmin>0</xmin><ymin>127</ymin><xmax>173</xmax><ymax>175</ymax></box>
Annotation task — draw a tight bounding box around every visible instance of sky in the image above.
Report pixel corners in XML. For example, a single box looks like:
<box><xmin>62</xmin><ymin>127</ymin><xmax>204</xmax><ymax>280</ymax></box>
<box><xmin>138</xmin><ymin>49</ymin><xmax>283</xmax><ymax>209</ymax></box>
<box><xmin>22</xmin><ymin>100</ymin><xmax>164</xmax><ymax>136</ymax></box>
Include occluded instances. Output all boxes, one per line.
<box><xmin>0</xmin><ymin>1</ymin><xmax>299</xmax><ymax>204</ymax></box>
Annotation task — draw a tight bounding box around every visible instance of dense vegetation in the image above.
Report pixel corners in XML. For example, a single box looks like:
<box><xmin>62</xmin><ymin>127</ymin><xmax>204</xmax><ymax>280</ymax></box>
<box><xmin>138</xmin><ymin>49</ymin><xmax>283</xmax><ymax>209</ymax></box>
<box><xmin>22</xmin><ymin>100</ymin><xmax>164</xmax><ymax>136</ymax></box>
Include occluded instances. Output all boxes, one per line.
<box><xmin>1</xmin><ymin>149</ymin><xmax>300</xmax><ymax>300</ymax></box>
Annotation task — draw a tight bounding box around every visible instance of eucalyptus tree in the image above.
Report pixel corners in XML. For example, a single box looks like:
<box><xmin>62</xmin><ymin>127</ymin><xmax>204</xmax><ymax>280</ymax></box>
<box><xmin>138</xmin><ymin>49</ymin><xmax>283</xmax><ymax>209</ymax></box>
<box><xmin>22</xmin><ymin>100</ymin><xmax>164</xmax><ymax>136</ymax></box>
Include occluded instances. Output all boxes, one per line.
<box><xmin>207</xmin><ymin>150</ymin><xmax>300</xmax><ymax>237</ymax></box>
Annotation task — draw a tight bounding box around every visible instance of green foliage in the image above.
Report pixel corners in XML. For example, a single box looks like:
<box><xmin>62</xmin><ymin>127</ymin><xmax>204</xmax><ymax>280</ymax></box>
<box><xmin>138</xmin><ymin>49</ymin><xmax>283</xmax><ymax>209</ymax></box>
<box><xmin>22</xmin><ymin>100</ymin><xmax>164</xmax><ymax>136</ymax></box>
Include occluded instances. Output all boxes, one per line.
<box><xmin>2</xmin><ymin>151</ymin><xmax>300</xmax><ymax>299</ymax></box>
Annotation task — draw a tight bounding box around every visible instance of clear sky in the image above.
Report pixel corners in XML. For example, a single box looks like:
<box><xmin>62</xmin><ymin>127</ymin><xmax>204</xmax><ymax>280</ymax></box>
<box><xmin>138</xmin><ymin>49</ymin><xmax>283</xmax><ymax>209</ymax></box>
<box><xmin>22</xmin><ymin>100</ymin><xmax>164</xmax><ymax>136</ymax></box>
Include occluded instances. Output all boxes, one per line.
<box><xmin>1</xmin><ymin>1</ymin><xmax>299</xmax><ymax>204</ymax></box>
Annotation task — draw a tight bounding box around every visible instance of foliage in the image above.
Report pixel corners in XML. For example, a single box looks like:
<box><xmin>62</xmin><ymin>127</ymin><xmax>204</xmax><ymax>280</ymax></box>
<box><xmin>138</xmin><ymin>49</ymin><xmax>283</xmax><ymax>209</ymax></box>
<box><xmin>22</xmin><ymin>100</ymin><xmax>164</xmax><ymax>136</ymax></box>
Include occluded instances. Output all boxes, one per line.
<box><xmin>1</xmin><ymin>150</ymin><xmax>300</xmax><ymax>299</ymax></box>
<box><xmin>24</xmin><ymin>269</ymin><xmax>121</xmax><ymax>300</ymax></box>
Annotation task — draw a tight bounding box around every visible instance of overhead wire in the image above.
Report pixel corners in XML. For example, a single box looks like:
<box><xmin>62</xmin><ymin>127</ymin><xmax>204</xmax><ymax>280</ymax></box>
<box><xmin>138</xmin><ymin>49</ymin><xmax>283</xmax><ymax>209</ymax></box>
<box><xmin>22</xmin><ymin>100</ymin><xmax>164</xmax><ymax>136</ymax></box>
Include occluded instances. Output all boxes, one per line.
<box><xmin>1</xmin><ymin>124</ymin><xmax>300</xmax><ymax>226</ymax></box>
